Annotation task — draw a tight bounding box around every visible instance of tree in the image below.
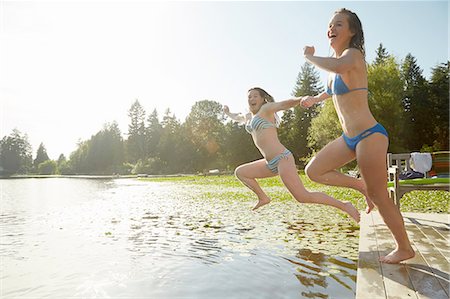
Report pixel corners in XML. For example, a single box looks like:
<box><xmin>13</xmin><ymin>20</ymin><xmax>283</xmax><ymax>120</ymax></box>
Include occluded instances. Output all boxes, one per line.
<box><xmin>374</xmin><ymin>43</ymin><xmax>389</xmax><ymax>65</ymax></box>
<box><xmin>401</xmin><ymin>53</ymin><xmax>430</xmax><ymax>150</ymax></box>
<box><xmin>222</xmin><ymin>121</ymin><xmax>260</xmax><ymax>171</ymax></box>
<box><xmin>68</xmin><ymin>122</ymin><xmax>124</xmax><ymax>174</ymax></box>
<box><xmin>428</xmin><ymin>62</ymin><xmax>449</xmax><ymax>150</ymax></box>
<box><xmin>38</xmin><ymin>160</ymin><xmax>57</xmax><ymax>175</ymax></box>
<box><xmin>368</xmin><ymin>55</ymin><xmax>406</xmax><ymax>152</ymax></box>
<box><xmin>127</xmin><ymin>99</ymin><xmax>146</xmax><ymax>163</ymax></box>
<box><xmin>56</xmin><ymin>153</ymin><xmax>71</xmax><ymax>175</ymax></box>
<box><xmin>307</xmin><ymin>100</ymin><xmax>341</xmax><ymax>152</ymax></box>
<box><xmin>158</xmin><ymin>109</ymin><xmax>184</xmax><ymax>174</ymax></box>
<box><xmin>185</xmin><ymin>100</ymin><xmax>226</xmax><ymax>171</ymax></box>
<box><xmin>280</xmin><ymin>62</ymin><xmax>324</xmax><ymax>166</ymax></box>
<box><xmin>146</xmin><ymin>109</ymin><xmax>162</xmax><ymax>158</ymax></box>
<box><xmin>0</xmin><ymin>129</ymin><xmax>33</xmax><ymax>175</ymax></box>
<box><xmin>34</xmin><ymin>142</ymin><xmax>50</xmax><ymax>171</ymax></box>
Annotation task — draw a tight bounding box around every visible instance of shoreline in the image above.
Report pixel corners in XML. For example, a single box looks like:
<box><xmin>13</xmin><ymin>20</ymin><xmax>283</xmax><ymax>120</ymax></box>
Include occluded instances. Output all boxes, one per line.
<box><xmin>0</xmin><ymin>173</ymin><xmax>199</xmax><ymax>180</ymax></box>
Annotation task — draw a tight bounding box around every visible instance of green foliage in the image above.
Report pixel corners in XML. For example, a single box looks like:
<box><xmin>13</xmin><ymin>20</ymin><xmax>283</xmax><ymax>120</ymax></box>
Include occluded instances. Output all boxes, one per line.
<box><xmin>33</xmin><ymin>142</ymin><xmax>50</xmax><ymax>171</ymax></box>
<box><xmin>367</xmin><ymin>55</ymin><xmax>406</xmax><ymax>152</ymax></box>
<box><xmin>374</xmin><ymin>43</ymin><xmax>389</xmax><ymax>65</ymax></box>
<box><xmin>428</xmin><ymin>62</ymin><xmax>449</xmax><ymax>150</ymax></box>
<box><xmin>280</xmin><ymin>62</ymin><xmax>324</xmax><ymax>166</ymax></box>
<box><xmin>2</xmin><ymin>47</ymin><xmax>447</xmax><ymax>175</ymax></box>
<box><xmin>307</xmin><ymin>100</ymin><xmax>341</xmax><ymax>152</ymax></box>
<box><xmin>38</xmin><ymin>160</ymin><xmax>57</xmax><ymax>175</ymax></box>
<box><xmin>184</xmin><ymin>100</ymin><xmax>226</xmax><ymax>171</ymax></box>
<box><xmin>222</xmin><ymin>121</ymin><xmax>260</xmax><ymax>171</ymax></box>
<box><xmin>127</xmin><ymin>99</ymin><xmax>147</xmax><ymax>163</ymax></box>
<box><xmin>132</xmin><ymin>157</ymin><xmax>164</xmax><ymax>175</ymax></box>
<box><xmin>401</xmin><ymin>53</ymin><xmax>431</xmax><ymax>151</ymax></box>
<box><xmin>142</xmin><ymin>174</ymin><xmax>449</xmax><ymax>213</ymax></box>
<box><xmin>146</xmin><ymin>109</ymin><xmax>162</xmax><ymax>158</ymax></box>
<box><xmin>0</xmin><ymin>129</ymin><xmax>32</xmax><ymax>175</ymax></box>
<box><xmin>69</xmin><ymin>122</ymin><xmax>124</xmax><ymax>174</ymax></box>
<box><xmin>399</xmin><ymin>190</ymin><xmax>449</xmax><ymax>213</ymax></box>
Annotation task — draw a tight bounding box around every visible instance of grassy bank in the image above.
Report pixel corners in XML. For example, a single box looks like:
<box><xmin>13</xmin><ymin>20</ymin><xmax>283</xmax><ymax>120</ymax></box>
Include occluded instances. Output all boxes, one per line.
<box><xmin>140</xmin><ymin>173</ymin><xmax>449</xmax><ymax>213</ymax></box>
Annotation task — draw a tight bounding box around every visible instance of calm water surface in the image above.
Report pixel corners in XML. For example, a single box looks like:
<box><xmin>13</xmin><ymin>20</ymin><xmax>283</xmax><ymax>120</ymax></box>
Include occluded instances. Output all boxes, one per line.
<box><xmin>1</xmin><ymin>178</ymin><xmax>359</xmax><ymax>298</ymax></box>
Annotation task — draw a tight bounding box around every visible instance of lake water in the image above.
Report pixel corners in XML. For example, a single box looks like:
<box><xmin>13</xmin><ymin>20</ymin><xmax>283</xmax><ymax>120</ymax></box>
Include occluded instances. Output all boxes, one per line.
<box><xmin>1</xmin><ymin>178</ymin><xmax>359</xmax><ymax>298</ymax></box>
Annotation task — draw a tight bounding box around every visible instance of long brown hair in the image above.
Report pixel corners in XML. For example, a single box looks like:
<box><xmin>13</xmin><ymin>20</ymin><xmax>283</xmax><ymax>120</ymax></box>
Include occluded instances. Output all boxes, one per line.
<box><xmin>248</xmin><ymin>87</ymin><xmax>280</xmax><ymax>126</ymax></box>
<box><xmin>248</xmin><ymin>87</ymin><xmax>275</xmax><ymax>103</ymax></box>
<box><xmin>335</xmin><ymin>8</ymin><xmax>365</xmax><ymax>57</ymax></box>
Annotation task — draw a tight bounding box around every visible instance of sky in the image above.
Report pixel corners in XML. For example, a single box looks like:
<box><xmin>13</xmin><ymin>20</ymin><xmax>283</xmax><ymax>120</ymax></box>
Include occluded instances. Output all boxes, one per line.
<box><xmin>1</xmin><ymin>0</ymin><xmax>448</xmax><ymax>159</ymax></box>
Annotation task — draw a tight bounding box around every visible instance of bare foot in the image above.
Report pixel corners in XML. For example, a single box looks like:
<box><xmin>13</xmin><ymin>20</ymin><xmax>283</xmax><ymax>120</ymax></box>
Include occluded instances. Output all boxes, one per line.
<box><xmin>365</xmin><ymin>197</ymin><xmax>375</xmax><ymax>214</ymax></box>
<box><xmin>379</xmin><ymin>247</ymin><xmax>415</xmax><ymax>264</ymax></box>
<box><xmin>252</xmin><ymin>197</ymin><xmax>271</xmax><ymax>210</ymax></box>
<box><xmin>343</xmin><ymin>201</ymin><xmax>360</xmax><ymax>223</ymax></box>
<box><xmin>356</xmin><ymin>179</ymin><xmax>375</xmax><ymax>214</ymax></box>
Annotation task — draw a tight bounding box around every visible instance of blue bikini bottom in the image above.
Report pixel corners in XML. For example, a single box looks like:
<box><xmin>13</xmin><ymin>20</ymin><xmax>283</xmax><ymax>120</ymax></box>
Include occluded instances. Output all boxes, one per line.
<box><xmin>342</xmin><ymin>123</ymin><xmax>388</xmax><ymax>151</ymax></box>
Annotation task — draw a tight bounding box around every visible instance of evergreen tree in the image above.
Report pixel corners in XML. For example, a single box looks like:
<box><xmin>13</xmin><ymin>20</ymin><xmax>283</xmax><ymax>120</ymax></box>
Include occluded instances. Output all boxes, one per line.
<box><xmin>127</xmin><ymin>99</ymin><xmax>146</xmax><ymax>163</ymax></box>
<box><xmin>401</xmin><ymin>53</ymin><xmax>430</xmax><ymax>150</ymax></box>
<box><xmin>280</xmin><ymin>62</ymin><xmax>324</xmax><ymax>166</ymax></box>
<box><xmin>146</xmin><ymin>109</ymin><xmax>162</xmax><ymax>158</ymax></box>
<box><xmin>374</xmin><ymin>43</ymin><xmax>389</xmax><ymax>65</ymax></box>
<box><xmin>428</xmin><ymin>62</ymin><xmax>449</xmax><ymax>150</ymax></box>
<box><xmin>34</xmin><ymin>142</ymin><xmax>50</xmax><ymax>170</ymax></box>
<box><xmin>158</xmin><ymin>109</ymin><xmax>183</xmax><ymax>174</ymax></box>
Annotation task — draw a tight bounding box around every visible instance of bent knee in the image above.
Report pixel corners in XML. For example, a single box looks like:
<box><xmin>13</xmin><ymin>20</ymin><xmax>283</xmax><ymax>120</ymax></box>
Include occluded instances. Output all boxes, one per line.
<box><xmin>234</xmin><ymin>166</ymin><xmax>245</xmax><ymax>180</ymax></box>
<box><xmin>305</xmin><ymin>162</ymin><xmax>320</xmax><ymax>182</ymax></box>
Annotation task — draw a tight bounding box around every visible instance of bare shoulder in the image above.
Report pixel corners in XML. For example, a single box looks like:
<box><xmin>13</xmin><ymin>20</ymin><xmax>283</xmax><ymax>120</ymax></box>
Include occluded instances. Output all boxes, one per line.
<box><xmin>259</xmin><ymin>102</ymin><xmax>277</xmax><ymax>116</ymax></box>
<box><xmin>342</xmin><ymin>48</ymin><xmax>366</xmax><ymax>73</ymax></box>
<box><xmin>343</xmin><ymin>48</ymin><xmax>363</xmax><ymax>58</ymax></box>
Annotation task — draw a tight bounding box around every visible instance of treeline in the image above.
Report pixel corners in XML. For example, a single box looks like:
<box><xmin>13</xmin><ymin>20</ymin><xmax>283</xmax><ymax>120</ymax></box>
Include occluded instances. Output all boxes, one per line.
<box><xmin>1</xmin><ymin>45</ymin><xmax>448</xmax><ymax>176</ymax></box>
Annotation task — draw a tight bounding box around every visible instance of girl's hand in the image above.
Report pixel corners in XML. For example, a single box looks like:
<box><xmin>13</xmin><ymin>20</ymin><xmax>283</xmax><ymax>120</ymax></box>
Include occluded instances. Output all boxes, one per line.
<box><xmin>303</xmin><ymin>46</ymin><xmax>315</xmax><ymax>56</ymax></box>
<box><xmin>300</xmin><ymin>96</ymin><xmax>316</xmax><ymax>108</ymax></box>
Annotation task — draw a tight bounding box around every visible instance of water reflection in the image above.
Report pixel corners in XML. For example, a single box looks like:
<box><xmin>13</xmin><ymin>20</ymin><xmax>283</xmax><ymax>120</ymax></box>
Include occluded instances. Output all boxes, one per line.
<box><xmin>1</xmin><ymin>178</ymin><xmax>358</xmax><ymax>298</ymax></box>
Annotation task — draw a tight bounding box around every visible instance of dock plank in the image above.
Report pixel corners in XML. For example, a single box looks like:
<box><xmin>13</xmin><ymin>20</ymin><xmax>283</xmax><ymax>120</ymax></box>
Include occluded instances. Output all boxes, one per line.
<box><xmin>356</xmin><ymin>213</ymin><xmax>386</xmax><ymax>299</ymax></box>
<box><xmin>357</xmin><ymin>212</ymin><xmax>450</xmax><ymax>299</ymax></box>
<box><xmin>404</xmin><ymin>223</ymin><xmax>450</xmax><ymax>296</ymax></box>
<box><xmin>372</xmin><ymin>223</ymin><xmax>418</xmax><ymax>299</ymax></box>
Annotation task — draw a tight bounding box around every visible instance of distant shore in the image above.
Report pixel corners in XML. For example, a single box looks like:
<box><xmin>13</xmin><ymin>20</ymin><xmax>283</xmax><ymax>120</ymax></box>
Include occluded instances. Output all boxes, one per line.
<box><xmin>0</xmin><ymin>173</ymin><xmax>199</xmax><ymax>180</ymax></box>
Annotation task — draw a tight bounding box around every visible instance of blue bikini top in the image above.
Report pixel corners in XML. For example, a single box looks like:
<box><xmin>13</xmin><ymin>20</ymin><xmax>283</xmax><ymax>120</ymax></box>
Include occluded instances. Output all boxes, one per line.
<box><xmin>245</xmin><ymin>115</ymin><xmax>277</xmax><ymax>134</ymax></box>
<box><xmin>327</xmin><ymin>73</ymin><xmax>368</xmax><ymax>95</ymax></box>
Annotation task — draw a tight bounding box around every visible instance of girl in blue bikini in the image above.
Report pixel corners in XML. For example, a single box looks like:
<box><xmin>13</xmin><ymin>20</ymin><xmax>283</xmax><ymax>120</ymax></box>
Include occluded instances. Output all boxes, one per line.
<box><xmin>301</xmin><ymin>8</ymin><xmax>414</xmax><ymax>263</ymax></box>
<box><xmin>223</xmin><ymin>87</ymin><xmax>360</xmax><ymax>223</ymax></box>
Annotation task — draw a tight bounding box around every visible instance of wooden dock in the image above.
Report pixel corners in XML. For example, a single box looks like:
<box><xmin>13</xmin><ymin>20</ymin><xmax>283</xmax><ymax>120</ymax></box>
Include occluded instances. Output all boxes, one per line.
<box><xmin>356</xmin><ymin>212</ymin><xmax>449</xmax><ymax>299</ymax></box>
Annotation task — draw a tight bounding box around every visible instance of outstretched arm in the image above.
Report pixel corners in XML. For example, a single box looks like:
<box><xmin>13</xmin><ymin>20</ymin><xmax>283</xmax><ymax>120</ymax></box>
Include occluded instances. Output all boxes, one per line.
<box><xmin>223</xmin><ymin>105</ymin><xmax>247</xmax><ymax>124</ymax></box>
<box><xmin>303</xmin><ymin>46</ymin><xmax>360</xmax><ymax>74</ymax></box>
<box><xmin>262</xmin><ymin>97</ymin><xmax>302</xmax><ymax>114</ymax></box>
<box><xmin>300</xmin><ymin>91</ymin><xmax>331</xmax><ymax>108</ymax></box>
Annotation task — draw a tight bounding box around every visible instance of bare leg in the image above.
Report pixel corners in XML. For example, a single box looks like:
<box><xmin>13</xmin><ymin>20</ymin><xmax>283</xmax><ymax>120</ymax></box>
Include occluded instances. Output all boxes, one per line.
<box><xmin>356</xmin><ymin>134</ymin><xmax>414</xmax><ymax>263</ymax></box>
<box><xmin>278</xmin><ymin>155</ymin><xmax>360</xmax><ymax>223</ymax></box>
<box><xmin>234</xmin><ymin>159</ymin><xmax>277</xmax><ymax>210</ymax></box>
<box><xmin>305</xmin><ymin>136</ymin><xmax>375</xmax><ymax>213</ymax></box>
